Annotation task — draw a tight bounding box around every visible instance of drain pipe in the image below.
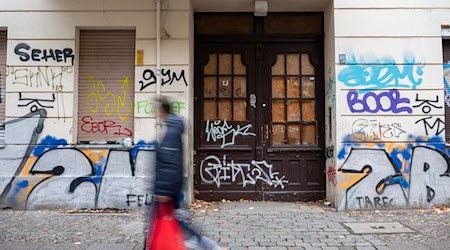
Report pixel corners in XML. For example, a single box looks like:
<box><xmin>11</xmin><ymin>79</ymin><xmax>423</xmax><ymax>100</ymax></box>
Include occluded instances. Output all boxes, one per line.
<box><xmin>156</xmin><ymin>0</ymin><xmax>161</xmax><ymax>141</ymax></box>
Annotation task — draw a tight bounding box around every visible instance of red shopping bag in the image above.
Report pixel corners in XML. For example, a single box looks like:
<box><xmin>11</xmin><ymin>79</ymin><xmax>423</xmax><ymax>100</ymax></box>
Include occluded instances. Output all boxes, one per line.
<box><xmin>146</xmin><ymin>202</ymin><xmax>186</xmax><ymax>250</ymax></box>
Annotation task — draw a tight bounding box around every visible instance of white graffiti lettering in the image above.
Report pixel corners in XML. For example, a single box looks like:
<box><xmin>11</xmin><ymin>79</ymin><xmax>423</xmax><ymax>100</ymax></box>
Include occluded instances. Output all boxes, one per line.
<box><xmin>200</xmin><ymin>155</ymin><xmax>288</xmax><ymax>189</ymax></box>
<box><xmin>250</xmin><ymin>94</ymin><xmax>256</xmax><ymax>108</ymax></box>
<box><xmin>205</xmin><ymin>120</ymin><xmax>256</xmax><ymax>148</ymax></box>
<box><xmin>352</xmin><ymin>119</ymin><xmax>406</xmax><ymax>139</ymax></box>
<box><xmin>338</xmin><ymin>147</ymin><xmax>450</xmax><ymax>211</ymax></box>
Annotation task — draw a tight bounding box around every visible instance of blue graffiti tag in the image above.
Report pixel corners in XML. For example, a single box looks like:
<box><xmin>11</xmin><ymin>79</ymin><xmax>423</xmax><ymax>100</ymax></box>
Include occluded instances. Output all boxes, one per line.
<box><xmin>444</xmin><ymin>64</ymin><xmax>450</xmax><ymax>107</ymax></box>
<box><xmin>338</xmin><ymin>54</ymin><xmax>424</xmax><ymax>91</ymax></box>
<box><xmin>338</xmin><ymin>135</ymin><xmax>444</xmax><ymax>171</ymax></box>
<box><xmin>130</xmin><ymin>140</ymin><xmax>157</xmax><ymax>161</ymax></box>
<box><xmin>33</xmin><ymin>135</ymin><xmax>68</xmax><ymax>157</ymax></box>
<box><xmin>7</xmin><ymin>180</ymin><xmax>29</xmax><ymax>207</ymax></box>
<box><xmin>347</xmin><ymin>89</ymin><xmax>412</xmax><ymax>114</ymax></box>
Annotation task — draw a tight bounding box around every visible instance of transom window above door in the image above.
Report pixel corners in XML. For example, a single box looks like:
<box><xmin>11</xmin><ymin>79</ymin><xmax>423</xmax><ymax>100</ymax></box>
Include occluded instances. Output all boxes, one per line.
<box><xmin>271</xmin><ymin>53</ymin><xmax>317</xmax><ymax>146</ymax></box>
<box><xmin>203</xmin><ymin>53</ymin><xmax>247</xmax><ymax>121</ymax></box>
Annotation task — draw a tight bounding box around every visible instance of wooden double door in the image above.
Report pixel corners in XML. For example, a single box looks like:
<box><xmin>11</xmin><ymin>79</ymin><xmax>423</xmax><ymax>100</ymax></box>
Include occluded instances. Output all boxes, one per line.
<box><xmin>194</xmin><ymin>15</ymin><xmax>325</xmax><ymax>201</ymax></box>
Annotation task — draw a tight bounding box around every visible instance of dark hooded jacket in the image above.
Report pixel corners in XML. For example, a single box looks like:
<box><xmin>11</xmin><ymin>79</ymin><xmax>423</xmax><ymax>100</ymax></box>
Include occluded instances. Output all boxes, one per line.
<box><xmin>153</xmin><ymin>114</ymin><xmax>184</xmax><ymax>205</ymax></box>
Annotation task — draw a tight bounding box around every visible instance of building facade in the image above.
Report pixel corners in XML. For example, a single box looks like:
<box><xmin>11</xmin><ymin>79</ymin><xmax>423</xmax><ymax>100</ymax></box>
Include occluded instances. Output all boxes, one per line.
<box><xmin>0</xmin><ymin>0</ymin><xmax>449</xmax><ymax>210</ymax></box>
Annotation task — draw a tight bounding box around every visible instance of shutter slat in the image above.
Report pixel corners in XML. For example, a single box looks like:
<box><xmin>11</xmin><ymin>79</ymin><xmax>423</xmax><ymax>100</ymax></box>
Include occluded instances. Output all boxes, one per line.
<box><xmin>78</xmin><ymin>30</ymin><xmax>135</xmax><ymax>143</ymax></box>
<box><xmin>443</xmin><ymin>40</ymin><xmax>450</xmax><ymax>142</ymax></box>
<box><xmin>444</xmin><ymin>40</ymin><xmax>450</xmax><ymax>64</ymax></box>
<box><xmin>0</xmin><ymin>31</ymin><xmax>6</xmax><ymax>145</ymax></box>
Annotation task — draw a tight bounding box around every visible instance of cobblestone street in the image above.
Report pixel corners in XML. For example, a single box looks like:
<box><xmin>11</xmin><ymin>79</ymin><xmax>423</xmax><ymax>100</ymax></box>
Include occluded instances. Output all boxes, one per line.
<box><xmin>0</xmin><ymin>202</ymin><xmax>449</xmax><ymax>250</ymax></box>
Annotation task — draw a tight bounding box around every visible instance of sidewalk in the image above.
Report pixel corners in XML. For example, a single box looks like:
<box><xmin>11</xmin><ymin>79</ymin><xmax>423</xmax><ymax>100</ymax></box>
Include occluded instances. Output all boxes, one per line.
<box><xmin>0</xmin><ymin>201</ymin><xmax>448</xmax><ymax>250</ymax></box>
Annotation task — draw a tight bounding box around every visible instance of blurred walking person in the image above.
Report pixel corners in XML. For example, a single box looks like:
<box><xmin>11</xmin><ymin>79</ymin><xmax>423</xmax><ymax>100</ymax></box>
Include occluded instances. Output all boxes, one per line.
<box><xmin>145</xmin><ymin>96</ymin><xmax>185</xmax><ymax>250</ymax></box>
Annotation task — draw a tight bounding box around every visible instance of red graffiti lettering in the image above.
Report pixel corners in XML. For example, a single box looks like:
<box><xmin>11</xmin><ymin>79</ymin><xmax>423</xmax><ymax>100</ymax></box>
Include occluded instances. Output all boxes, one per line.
<box><xmin>80</xmin><ymin>116</ymin><xmax>133</xmax><ymax>136</ymax></box>
<box><xmin>327</xmin><ymin>167</ymin><xmax>337</xmax><ymax>186</ymax></box>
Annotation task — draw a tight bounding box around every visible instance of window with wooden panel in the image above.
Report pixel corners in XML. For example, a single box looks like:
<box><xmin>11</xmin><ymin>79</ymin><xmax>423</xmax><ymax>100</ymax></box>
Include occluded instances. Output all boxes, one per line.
<box><xmin>271</xmin><ymin>53</ymin><xmax>317</xmax><ymax>145</ymax></box>
<box><xmin>78</xmin><ymin>30</ymin><xmax>135</xmax><ymax>143</ymax></box>
<box><xmin>0</xmin><ymin>31</ymin><xmax>6</xmax><ymax>146</ymax></box>
<box><xmin>265</xmin><ymin>14</ymin><xmax>322</xmax><ymax>35</ymax></box>
<box><xmin>203</xmin><ymin>53</ymin><xmax>247</xmax><ymax>121</ymax></box>
<box><xmin>443</xmin><ymin>39</ymin><xmax>450</xmax><ymax>143</ymax></box>
<box><xmin>196</xmin><ymin>15</ymin><xmax>253</xmax><ymax>35</ymax></box>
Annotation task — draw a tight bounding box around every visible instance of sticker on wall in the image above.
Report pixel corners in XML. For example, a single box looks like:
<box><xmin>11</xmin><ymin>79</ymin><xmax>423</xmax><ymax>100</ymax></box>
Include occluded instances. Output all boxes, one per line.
<box><xmin>339</xmin><ymin>53</ymin><xmax>346</xmax><ymax>64</ymax></box>
<box><xmin>137</xmin><ymin>49</ymin><xmax>144</xmax><ymax>66</ymax></box>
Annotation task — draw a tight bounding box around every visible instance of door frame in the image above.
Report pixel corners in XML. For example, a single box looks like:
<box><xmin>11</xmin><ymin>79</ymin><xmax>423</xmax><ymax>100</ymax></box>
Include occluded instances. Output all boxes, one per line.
<box><xmin>194</xmin><ymin>12</ymin><xmax>325</xmax><ymax>201</ymax></box>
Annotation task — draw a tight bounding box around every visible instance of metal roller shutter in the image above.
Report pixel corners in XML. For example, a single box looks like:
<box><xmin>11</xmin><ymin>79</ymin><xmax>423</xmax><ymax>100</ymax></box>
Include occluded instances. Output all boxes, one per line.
<box><xmin>444</xmin><ymin>40</ymin><xmax>450</xmax><ymax>143</ymax></box>
<box><xmin>444</xmin><ymin>40</ymin><xmax>450</xmax><ymax>64</ymax></box>
<box><xmin>78</xmin><ymin>30</ymin><xmax>136</xmax><ymax>143</ymax></box>
<box><xmin>0</xmin><ymin>31</ymin><xmax>6</xmax><ymax>145</ymax></box>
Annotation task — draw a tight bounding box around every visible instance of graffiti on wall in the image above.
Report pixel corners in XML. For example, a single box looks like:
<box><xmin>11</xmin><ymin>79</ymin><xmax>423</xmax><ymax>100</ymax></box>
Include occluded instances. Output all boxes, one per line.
<box><xmin>338</xmin><ymin>54</ymin><xmax>424</xmax><ymax>91</ymax></box>
<box><xmin>327</xmin><ymin>167</ymin><xmax>337</xmax><ymax>186</ymax></box>
<box><xmin>14</xmin><ymin>43</ymin><xmax>75</xmax><ymax>65</ymax></box>
<box><xmin>85</xmin><ymin>74</ymin><xmax>133</xmax><ymax>121</ymax></box>
<box><xmin>136</xmin><ymin>100</ymin><xmax>186</xmax><ymax>116</ymax></box>
<box><xmin>18</xmin><ymin>92</ymin><xmax>55</xmax><ymax>112</ymax></box>
<box><xmin>200</xmin><ymin>155</ymin><xmax>288</xmax><ymax>189</ymax></box>
<box><xmin>351</xmin><ymin>119</ymin><xmax>406</xmax><ymax>139</ymax></box>
<box><xmin>413</xmin><ymin>94</ymin><xmax>442</xmax><ymax>113</ymax></box>
<box><xmin>414</xmin><ymin>116</ymin><xmax>445</xmax><ymax>136</ymax></box>
<box><xmin>0</xmin><ymin>109</ymin><xmax>155</xmax><ymax>209</ymax></box>
<box><xmin>14</xmin><ymin>92</ymin><xmax>67</xmax><ymax>120</ymax></box>
<box><xmin>335</xmin><ymin>52</ymin><xmax>450</xmax><ymax>210</ymax></box>
<box><xmin>347</xmin><ymin>89</ymin><xmax>413</xmax><ymax>114</ymax></box>
<box><xmin>7</xmin><ymin>66</ymin><xmax>72</xmax><ymax>91</ymax></box>
<box><xmin>325</xmin><ymin>145</ymin><xmax>334</xmax><ymax>159</ymax></box>
<box><xmin>139</xmin><ymin>68</ymin><xmax>188</xmax><ymax>91</ymax></box>
<box><xmin>82</xmin><ymin>74</ymin><xmax>134</xmax><ymax>137</ymax></box>
<box><xmin>337</xmin><ymin>139</ymin><xmax>450</xmax><ymax>210</ymax></box>
<box><xmin>80</xmin><ymin>116</ymin><xmax>133</xmax><ymax>137</ymax></box>
<box><xmin>346</xmin><ymin>90</ymin><xmax>442</xmax><ymax>115</ymax></box>
<box><xmin>205</xmin><ymin>120</ymin><xmax>256</xmax><ymax>148</ymax></box>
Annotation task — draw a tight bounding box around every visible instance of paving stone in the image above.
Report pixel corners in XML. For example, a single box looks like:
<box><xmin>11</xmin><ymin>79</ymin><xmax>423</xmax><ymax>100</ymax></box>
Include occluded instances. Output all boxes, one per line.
<box><xmin>295</xmin><ymin>242</ymin><xmax>312</xmax><ymax>247</ymax></box>
<box><xmin>276</xmin><ymin>241</ymin><xmax>296</xmax><ymax>247</ymax></box>
<box><xmin>41</xmin><ymin>243</ymin><xmax>88</xmax><ymax>250</ymax></box>
<box><xmin>355</xmin><ymin>242</ymin><xmax>373</xmax><ymax>247</ymax></box>
<box><xmin>327</xmin><ymin>242</ymin><xmax>343</xmax><ymax>247</ymax></box>
<box><xmin>355</xmin><ymin>247</ymin><xmax>377</xmax><ymax>250</ymax></box>
<box><xmin>387</xmin><ymin>240</ymin><xmax>429</xmax><ymax>250</ymax></box>
<box><xmin>86</xmin><ymin>243</ymin><xmax>137</xmax><ymax>250</ymax></box>
<box><xmin>374</xmin><ymin>246</ymin><xmax>390</xmax><ymax>250</ymax></box>
<box><xmin>310</xmin><ymin>242</ymin><xmax>327</xmax><ymax>247</ymax></box>
<box><xmin>261</xmin><ymin>241</ymin><xmax>278</xmax><ymax>247</ymax></box>
<box><xmin>0</xmin><ymin>243</ymin><xmax>45</xmax><ymax>250</ymax></box>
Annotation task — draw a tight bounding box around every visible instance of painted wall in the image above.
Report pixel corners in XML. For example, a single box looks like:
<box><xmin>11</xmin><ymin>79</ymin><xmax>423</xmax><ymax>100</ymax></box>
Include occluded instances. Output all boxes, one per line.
<box><xmin>334</xmin><ymin>0</ymin><xmax>450</xmax><ymax>210</ymax></box>
<box><xmin>324</xmin><ymin>0</ymin><xmax>337</xmax><ymax>205</ymax></box>
<box><xmin>0</xmin><ymin>0</ymin><xmax>192</xmax><ymax>209</ymax></box>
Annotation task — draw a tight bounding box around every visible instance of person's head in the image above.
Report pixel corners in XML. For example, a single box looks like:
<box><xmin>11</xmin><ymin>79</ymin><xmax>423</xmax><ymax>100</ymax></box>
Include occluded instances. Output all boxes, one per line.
<box><xmin>157</xmin><ymin>96</ymin><xmax>171</xmax><ymax>119</ymax></box>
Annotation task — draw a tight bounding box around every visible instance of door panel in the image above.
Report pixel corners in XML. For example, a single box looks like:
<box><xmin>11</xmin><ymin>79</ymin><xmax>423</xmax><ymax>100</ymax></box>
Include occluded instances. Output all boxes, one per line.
<box><xmin>194</xmin><ymin>43</ymin><xmax>261</xmax><ymax>200</ymax></box>
<box><xmin>261</xmin><ymin>43</ymin><xmax>325</xmax><ymax>200</ymax></box>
